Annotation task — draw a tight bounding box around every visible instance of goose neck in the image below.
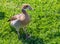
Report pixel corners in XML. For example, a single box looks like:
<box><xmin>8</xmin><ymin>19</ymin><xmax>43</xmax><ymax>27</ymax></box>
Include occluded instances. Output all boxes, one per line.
<box><xmin>22</xmin><ymin>9</ymin><xmax>27</xmax><ymax>14</ymax></box>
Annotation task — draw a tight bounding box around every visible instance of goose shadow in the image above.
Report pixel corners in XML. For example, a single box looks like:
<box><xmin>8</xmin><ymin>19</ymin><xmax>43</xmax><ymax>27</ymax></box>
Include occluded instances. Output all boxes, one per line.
<box><xmin>0</xmin><ymin>12</ymin><xmax>5</xmax><ymax>20</ymax></box>
<box><xmin>21</xmin><ymin>36</ymin><xmax>44</xmax><ymax>44</ymax></box>
<box><xmin>10</xmin><ymin>25</ymin><xmax>44</xmax><ymax>44</ymax></box>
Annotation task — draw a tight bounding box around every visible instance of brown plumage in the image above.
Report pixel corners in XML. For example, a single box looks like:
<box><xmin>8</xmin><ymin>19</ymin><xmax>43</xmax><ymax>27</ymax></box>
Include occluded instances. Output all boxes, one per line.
<box><xmin>8</xmin><ymin>4</ymin><xmax>33</xmax><ymax>39</ymax></box>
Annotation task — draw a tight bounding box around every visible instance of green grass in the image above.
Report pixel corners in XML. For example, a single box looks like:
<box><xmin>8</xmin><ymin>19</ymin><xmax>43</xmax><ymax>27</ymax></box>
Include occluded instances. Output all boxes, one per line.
<box><xmin>0</xmin><ymin>0</ymin><xmax>60</xmax><ymax>44</ymax></box>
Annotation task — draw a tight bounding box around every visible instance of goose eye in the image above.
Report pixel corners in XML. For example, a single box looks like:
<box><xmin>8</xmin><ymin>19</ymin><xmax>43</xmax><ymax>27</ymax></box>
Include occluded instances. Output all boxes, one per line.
<box><xmin>26</xmin><ymin>6</ymin><xmax>28</xmax><ymax>7</ymax></box>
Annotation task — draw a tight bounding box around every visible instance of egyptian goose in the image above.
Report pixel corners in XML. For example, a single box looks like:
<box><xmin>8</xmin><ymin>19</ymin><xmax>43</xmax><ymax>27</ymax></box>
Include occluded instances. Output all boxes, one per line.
<box><xmin>8</xmin><ymin>4</ymin><xmax>33</xmax><ymax>39</ymax></box>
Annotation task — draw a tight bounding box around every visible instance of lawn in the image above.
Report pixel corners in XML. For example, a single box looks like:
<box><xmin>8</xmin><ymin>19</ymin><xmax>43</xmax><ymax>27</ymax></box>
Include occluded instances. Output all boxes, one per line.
<box><xmin>0</xmin><ymin>0</ymin><xmax>60</xmax><ymax>44</ymax></box>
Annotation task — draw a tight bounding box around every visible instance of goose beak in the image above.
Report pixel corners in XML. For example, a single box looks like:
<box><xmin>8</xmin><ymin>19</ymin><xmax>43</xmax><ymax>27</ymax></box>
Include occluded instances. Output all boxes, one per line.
<box><xmin>28</xmin><ymin>6</ymin><xmax>33</xmax><ymax>10</ymax></box>
<box><xmin>29</xmin><ymin>7</ymin><xmax>32</xmax><ymax>10</ymax></box>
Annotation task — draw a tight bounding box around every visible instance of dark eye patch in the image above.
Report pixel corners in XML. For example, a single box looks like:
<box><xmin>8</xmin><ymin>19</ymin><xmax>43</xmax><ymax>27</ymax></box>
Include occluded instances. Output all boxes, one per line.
<box><xmin>26</xmin><ymin>5</ymin><xmax>28</xmax><ymax>7</ymax></box>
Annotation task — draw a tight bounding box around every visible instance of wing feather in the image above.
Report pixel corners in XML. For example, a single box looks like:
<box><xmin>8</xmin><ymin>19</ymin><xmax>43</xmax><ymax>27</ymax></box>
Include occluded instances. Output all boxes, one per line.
<box><xmin>8</xmin><ymin>16</ymin><xmax>17</xmax><ymax>21</ymax></box>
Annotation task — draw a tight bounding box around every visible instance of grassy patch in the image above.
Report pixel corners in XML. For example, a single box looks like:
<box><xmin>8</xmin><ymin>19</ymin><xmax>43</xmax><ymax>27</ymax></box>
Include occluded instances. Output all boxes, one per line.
<box><xmin>0</xmin><ymin>0</ymin><xmax>60</xmax><ymax>44</ymax></box>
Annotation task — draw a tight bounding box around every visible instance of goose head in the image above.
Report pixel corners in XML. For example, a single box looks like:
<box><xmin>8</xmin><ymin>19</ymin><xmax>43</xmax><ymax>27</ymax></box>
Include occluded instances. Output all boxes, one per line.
<box><xmin>22</xmin><ymin>4</ymin><xmax>33</xmax><ymax>10</ymax></box>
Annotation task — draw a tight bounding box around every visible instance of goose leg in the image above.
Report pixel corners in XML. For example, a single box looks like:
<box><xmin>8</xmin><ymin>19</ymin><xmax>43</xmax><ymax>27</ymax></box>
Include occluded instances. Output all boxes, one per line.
<box><xmin>16</xmin><ymin>28</ymin><xmax>20</xmax><ymax>39</ymax></box>
<box><xmin>23</xmin><ymin>27</ymin><xmax>27</xmax><ymax>34</ymax></box>
<box><xmin>23</xmin><ymin>27</ymin><xmax>30</xmax><ymax>39</ymax></box>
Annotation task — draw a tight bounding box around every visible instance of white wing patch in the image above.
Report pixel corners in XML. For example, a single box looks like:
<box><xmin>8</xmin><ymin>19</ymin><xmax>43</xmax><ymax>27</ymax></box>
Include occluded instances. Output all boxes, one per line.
<box><xmin>11</xmin><ymin>20</ymin><xmax>18</xmax><ymax>26</ymax></box>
